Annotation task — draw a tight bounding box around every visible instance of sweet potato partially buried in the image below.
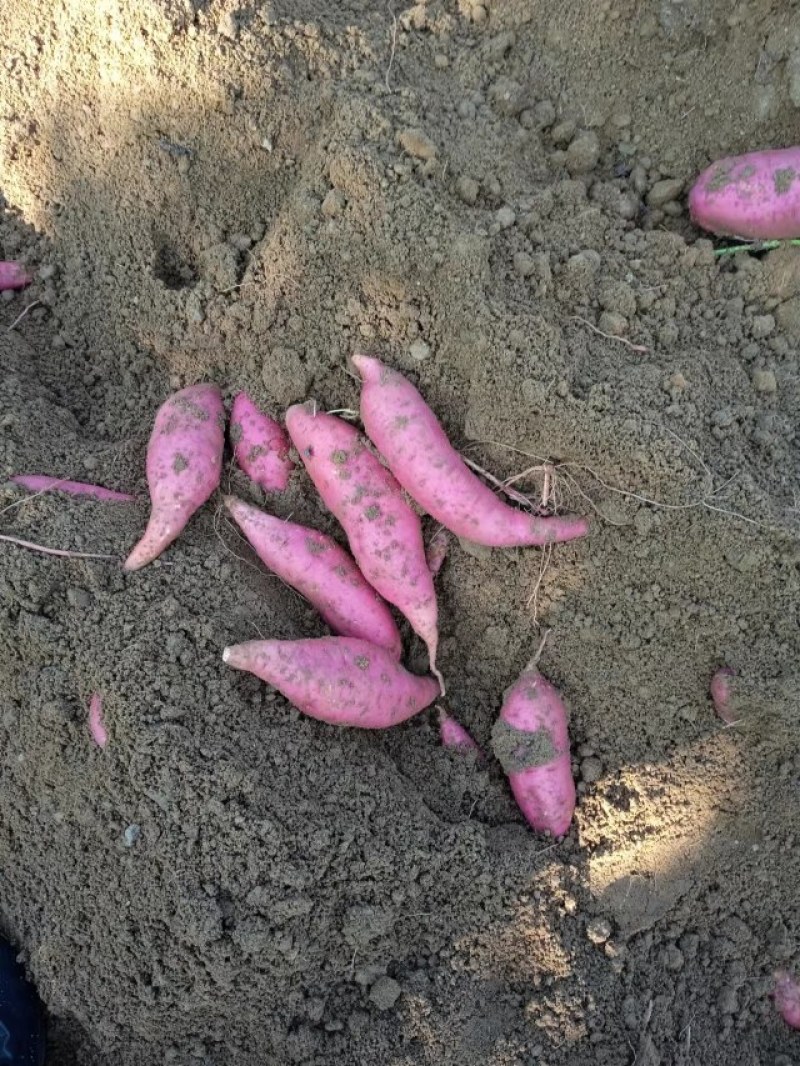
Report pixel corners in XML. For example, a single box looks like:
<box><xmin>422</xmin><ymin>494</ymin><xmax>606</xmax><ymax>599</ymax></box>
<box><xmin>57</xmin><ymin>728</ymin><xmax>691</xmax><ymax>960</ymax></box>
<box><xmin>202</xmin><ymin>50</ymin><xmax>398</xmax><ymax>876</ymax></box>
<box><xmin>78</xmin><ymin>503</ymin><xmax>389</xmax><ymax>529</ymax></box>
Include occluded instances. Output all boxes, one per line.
<box><xmin>223</xmin><ymin>637</ymin><xmax>439</xmax><ymax>727</ymax></box>
<box><xmin>352</xmin><ymin>354</ymin><xmax>588</xmax><ymax>547</ymax></box>
<box><xmin>224</xmin><ymin>495</ymin><xmax>402</xmax><ymax>657</ymax></box>
<box><xmin>230</xmin><ymin>392</ymin><xmax>294</xmax><ymax>493</ymax></box>
<box><xmin>124</xmin><ymin>384</ymin><xmax>224</xmax><ymax>571</ymax></box>
<box><xmin>491</xmin><ymin>660</ymin><xmax>575</xmax><ymax>837</ymax></box>
<box><xmin>689</xmin><ymin>146</ymin><xmax>800</xmax><ymax>240</ymax></box>
<box><xmin>285</xmin><ymin>403</ymin><xmax>441</xmax><ymax>685</ymax></box>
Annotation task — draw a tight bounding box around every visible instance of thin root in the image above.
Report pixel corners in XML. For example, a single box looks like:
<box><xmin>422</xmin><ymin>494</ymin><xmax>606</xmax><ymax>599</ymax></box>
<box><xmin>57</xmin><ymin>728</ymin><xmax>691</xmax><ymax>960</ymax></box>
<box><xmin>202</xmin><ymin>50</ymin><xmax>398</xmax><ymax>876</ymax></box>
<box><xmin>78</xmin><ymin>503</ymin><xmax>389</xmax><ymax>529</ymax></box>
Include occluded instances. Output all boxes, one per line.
<box><xmin>0</xmin><ymin>534</ymin><xmax>116</xmax><ymax>560</ymax></box>
<box><xmin>7</xmin><ymin>300</ymin><xmax>41</xmax><ymax>332</ymax></box>
<box><xmin>568</xmin><ymin>315</ymin><xmax>649</xmax><ymax>353</ymax></box>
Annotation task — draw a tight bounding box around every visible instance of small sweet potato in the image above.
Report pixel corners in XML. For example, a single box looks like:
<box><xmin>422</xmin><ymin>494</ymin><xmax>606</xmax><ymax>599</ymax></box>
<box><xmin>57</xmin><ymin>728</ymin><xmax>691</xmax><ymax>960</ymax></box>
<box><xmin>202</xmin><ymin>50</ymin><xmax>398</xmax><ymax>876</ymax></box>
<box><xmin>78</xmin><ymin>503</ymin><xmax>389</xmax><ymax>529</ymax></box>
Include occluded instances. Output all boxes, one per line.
<box><xmin>710</xmin><ymin>666</ymin><xmax>736</xmax><ymax>725</ymax></box>
<box><xmin>774</xmin><ymin>971</ymin><xmax>800</xmax><ymax>1030</ymax></box>
<box><xmin>223</xmin><ymin>636</ymin><xmax>440</xmax><ymax>727</ymax></box>
<box><xmin>689</xmin><ymin>147</ymin><xmax>800</xmax><ymax>239</ymax></box>
<box><xmin>230</xmin><ymin>392</ymin><xmax>294</xmax><ymax>492</ymax></box>
<box><xmin>491</xmin><ymin>660</ymin><xmax>575</xmax><ymax>836</ymax></box>
<box><xmin>124</xmin><ymin>384</ymin><xmax>224</xmax><ymax>571</ymax></box>
<box><xmin>285</xmin><ymin>403</ymin><xmax>441</xmax><ymax>685</ymax></box>
<box><xmin>0</xmin><ymin>261</ymin><xmax>31</xmax><ymax>291</ymax></box>
<box><xmin>439</xmin><ymin>708</ymin><xmax>481</xmax><ymax>756</ymax></box>
<box><xmin>224</xmin><ymin>495</ymin><xmax>402</xmax><ymax>657</ymax></box>
<box><xmin>352</xmin><ymin>355</ymin><xmax>588</xmax><ymax>547</ymax></box>
<box><xmin>11</xmin><ymin>475</ymin><xmax>135</xmax><ymax>502</ymax></box>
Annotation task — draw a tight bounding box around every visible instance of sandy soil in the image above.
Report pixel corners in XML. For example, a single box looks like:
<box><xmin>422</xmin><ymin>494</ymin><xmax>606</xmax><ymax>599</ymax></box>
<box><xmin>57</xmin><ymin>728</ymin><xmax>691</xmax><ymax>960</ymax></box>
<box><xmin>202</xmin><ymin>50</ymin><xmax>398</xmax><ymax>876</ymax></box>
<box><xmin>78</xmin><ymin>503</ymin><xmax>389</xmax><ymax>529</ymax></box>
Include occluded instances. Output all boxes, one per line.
<box><xmin>1</xmin><ymin>1</ymin><xmax>799</xmax><ymax>1063</ymax></box>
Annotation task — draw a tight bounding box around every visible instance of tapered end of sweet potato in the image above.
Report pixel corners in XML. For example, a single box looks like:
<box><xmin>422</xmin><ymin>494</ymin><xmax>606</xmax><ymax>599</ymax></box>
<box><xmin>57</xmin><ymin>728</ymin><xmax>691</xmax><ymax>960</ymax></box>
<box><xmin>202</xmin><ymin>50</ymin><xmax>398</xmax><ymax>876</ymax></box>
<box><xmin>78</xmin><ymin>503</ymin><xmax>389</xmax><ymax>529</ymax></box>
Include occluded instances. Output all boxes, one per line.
<box><xmin>123</xmin><ymin>508</ymin><xmax>185</xmax><ymax>571</ymax></box>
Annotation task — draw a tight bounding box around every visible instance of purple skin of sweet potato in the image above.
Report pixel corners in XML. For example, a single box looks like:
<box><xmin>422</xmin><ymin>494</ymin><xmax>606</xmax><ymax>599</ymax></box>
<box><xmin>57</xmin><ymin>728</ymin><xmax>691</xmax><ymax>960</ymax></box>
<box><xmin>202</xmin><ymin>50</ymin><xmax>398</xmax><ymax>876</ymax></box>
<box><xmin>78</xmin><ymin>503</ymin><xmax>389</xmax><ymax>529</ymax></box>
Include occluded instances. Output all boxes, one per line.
<box><xmin>689</xmin><ymin>147</ymin><xmax>800</xmax><ymax>240</ymax></box>
<box><xmin>10</xmin><ymin>475</ymin><xmax>135</xmax><ymax>502</ymax></box>
<box><xmin>774</xmin><ymin>971</ymin><xmax>800</xmax><ymax>1030</ymax></box>
<box><xmin>285</xmin><ymin>403</ymin><xmax>441</xmax><ymax>685</ymax></box>
<box><xmin>710</xmin><ymin>666</ymin><xmax>737</xmax><ymax>724</ymax></box>
<box><xmin>491</xmin><ymin>663</ymin><xmax>575</xmax><ymax>837</ymax></box>
<box><xmin>222</xmin><ymin>637</ymin><xmax>440</xmax><ymax>728</ymax></box>
<box><xmin>124</xmin><ymin>384</ymin><xmax>225</xmax><ymax>571</ymax></box>
<box><xmin>0</xmin><ymin>261</ymin><xmax>32</xmax><ymax>291</ymax></box>
<box><xmin>224</xmin><ymin>495</ymin><xmax>402</xmax><ymax>658</ymax></box>
<box><xmin>352</xmin><ymin>354</ymin><xmax>588</xmax><ymax>548</ymax></box>
<box><xmin>439</xmin><ymin>709</ymin><xmax>482</xmax><ymax>756</ymax></box>
<box><xmin>231</xmin><ymin>392</ymin><xmax>294</xmax><ymax>492</ymax></box>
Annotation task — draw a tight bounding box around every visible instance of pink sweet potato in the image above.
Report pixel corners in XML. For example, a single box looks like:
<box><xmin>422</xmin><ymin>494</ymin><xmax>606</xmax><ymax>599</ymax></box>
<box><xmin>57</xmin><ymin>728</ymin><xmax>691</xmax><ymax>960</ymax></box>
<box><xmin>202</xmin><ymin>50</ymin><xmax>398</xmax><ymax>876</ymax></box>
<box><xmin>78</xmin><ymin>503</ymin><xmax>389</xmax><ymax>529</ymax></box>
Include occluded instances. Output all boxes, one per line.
<box><xmin>285</xmin><ymin>403</ymin><xmax>441</xmax><ymax>684</ymax></box>
<box><xmin>352</xmin><ymin>355</ymin><xmax>588</xmax><ymax>547</ymax></box>
<box><xmin>689</xmin><ymin>147</ymin><xmax>800</xmax><ymax>240</ymax></box>
<box><xmin>774</xmin><ymin>971</ymin><xmax>800</xmax><ymax>1030</ymax></box>
<box><xmin>0</xmin><ymin>261</ymin><xmax>32</xmax><ymax>291</ymax></box>
<box><xmin>439</xmin><ymin>708</ymin><xmax>481</xmax><ymax>756</ymax></box>
<box><xmin>223</xmin><ymin>636</ymin><xmax>439</xmax><ymax>727</ymax></box>
<box><xmin>231</xmin><ymin>392</ymin><xmax>294</xmax><ymax>492</ymax></box>
<box><xmin>710</xmin><ymin>665</ymin><xmax>736</xmax><ymax>725</ymax></box>
<box><xmin>88</xmin><ymin>692</ymin><xmax>108</xmax><ymax>749</ymax></box>
<box><xmin>11</xmin><ymin>475</ymin><xmax>135</xmax><ymax>502</ymax></box>
<box><xmin>491</xmin><ymin>661</ymin><xmax>575</xmax><ymax>836</ymax></box>
<box><xmin>124</xmin><ymin>384</ymin><xmax>224</xmax><ymax>571</ymax></box>
<box><xmin>224</xmin><ymin>495</ymin><xmax>402</xmax><ymax>657</ymax></box>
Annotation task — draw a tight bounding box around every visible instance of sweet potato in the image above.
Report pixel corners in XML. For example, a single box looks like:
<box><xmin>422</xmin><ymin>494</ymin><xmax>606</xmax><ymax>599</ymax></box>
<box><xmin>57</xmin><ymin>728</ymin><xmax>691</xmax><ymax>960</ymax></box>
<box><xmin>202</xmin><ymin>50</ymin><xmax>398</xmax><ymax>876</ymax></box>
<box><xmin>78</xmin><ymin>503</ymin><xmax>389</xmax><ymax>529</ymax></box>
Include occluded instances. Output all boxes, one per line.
<box><xmin>230</xmin><ymin>392</ymin><xmax>294</xmax><ymax>492</ymax></box>
<box><xmin>352</xmin><ymin>355</ymin><xmax>588</xmax><ymax>547</ymax></box>
<box><xmin>0</xmin><ymin>261</ymin><xmax>31</xmax><ymax>291</ymax></box>
<box><xmin>689</xmin><ymin>147</ymin><xmax>800</xmax><ymax>239</ymax></box>
<box><xmin>224</xmin><ymin>495</ymin><xmax>402</xmax><ymax>657</ymax></box>
<box><xmin>285</xmin><ymin>403</ymin><xmax>441</xmax><ymax>684</ymax></box>
<box><xmin>223</xmin><ymin>637</ymin><xmax>439</xmax><ymax>727</ymax></box>
<box><xmin>491</xmin><ymin>660</ymin><xmax>575</xmax><ymax>836</ymax></box>
<box><xmin>439</xmin><ymin>708</ymin><xmax>481</xmax><ymax>756</ymax></box>
<box><xmin>774</xmin><ymin>971</ymin><xmax>800</xmax><ymax>1030</ymax></box>
<box><xmin>11</xmin><ymin>475</ymin><xmax>135</xmax><ymax>502</ymax></box>
<box><xmin>88</xmin><ymin>692</ymin><xmax>108</xmax><ymax>749</ymax></box>
<box><xmin>710</xmin><ymin>666</ymin><xmax>736</xmax><ymax>725</ymax></box>
<box><xmin>124</xmin><ymin>384</ymin><xmax>224</xmax><ymax>571</ymax></box>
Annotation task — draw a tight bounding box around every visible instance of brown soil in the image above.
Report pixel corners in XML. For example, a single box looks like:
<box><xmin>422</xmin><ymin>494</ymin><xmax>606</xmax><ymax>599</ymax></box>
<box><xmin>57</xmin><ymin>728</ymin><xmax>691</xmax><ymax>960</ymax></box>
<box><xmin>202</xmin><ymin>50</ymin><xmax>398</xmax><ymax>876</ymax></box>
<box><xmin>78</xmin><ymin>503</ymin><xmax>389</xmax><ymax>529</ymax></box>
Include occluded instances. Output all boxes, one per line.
<box><xmin>1</xmin><ymin>1</ymin><xmax>799</xmax><ymax>1064</ymax></box>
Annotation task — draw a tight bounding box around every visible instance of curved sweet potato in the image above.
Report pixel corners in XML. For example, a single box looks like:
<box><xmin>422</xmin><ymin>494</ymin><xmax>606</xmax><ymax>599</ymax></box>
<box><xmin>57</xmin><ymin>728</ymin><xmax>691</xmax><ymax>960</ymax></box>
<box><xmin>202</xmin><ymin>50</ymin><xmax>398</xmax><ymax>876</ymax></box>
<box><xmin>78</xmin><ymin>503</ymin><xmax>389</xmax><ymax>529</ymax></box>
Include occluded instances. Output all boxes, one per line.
<box><xmin>223</xmin><ymin>637</ymin><xmax>439</xmax><ymax>727</ymax></box>
<box><xmin>285</xmin><ymin>403</ymin><xmax>441</xmax><ymax>685</ymax></box>
<box><xmin>224</xmin><ymin>495</ymin><xmax>402</xmax><ymax>657</ymax></box>
<box><xmin>491</xmin><ymin>661</ymin><xmax>575</xmax><ymax>836</ymax></box>
<box><xmin>230</xmin><ymin>392</ymin><xmax>294</xmax><ymax>492</ymax></box>
<box><xmin>124</xmin><ymin>384</ymin><xmax>224</xmax><ymax>571</ymax></box>
<box><xmin>352</xmin><ymin>355</ymin><xmax>588</xmax><ymax>547</ymax></box>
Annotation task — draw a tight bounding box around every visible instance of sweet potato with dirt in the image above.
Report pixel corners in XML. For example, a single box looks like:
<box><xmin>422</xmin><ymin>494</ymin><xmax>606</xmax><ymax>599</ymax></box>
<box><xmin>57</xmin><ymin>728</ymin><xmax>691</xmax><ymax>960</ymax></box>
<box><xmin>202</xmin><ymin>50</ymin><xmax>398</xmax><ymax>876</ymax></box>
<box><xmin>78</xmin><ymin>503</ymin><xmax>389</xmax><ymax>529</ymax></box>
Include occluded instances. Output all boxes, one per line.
<box><xmin>352</xmin><ymin>355</ymin><xmax>588</xmax><ymax>547</ymax></box>
<box><xmin>285</xmin><ymin>403</ymin><xmax>441</xmax><ymax>686</ymax></box>
<box><xmin>230</xmin><ymin>392</ymin><xmax>294</xmax><ymax>492</ymax></box>
<box><xmin>223</xmin><ymin>637</ymin><xmax>439</xmax><ymax>727</ymax></box>
<box><xmin>0</xmin><ymin>261</ymin><xmax>31</xmax><ymax>291</ymax></box>
<box><xmin>710</xmin><ymin>666</ymin><xmax>736</xmax><ymax>724</ymax></box>
<box><xmin>491</xmin><ymin>660</ymin><xmax>575</xmax><ymax>836</ymax></box>
<box><xmin>774</xmin><ymin>971</ymin><xmax>800</xmax><ymax>1030</ymax></box>
<box><xmin>224</xmin><ymin>495</ymin><xmax>402</xmax><ymax>657</ymax></box>
<box><xmin>124</xmin><ymin>384</ymin><xmax>224</xmax><ymax>571</ymax></box>
<box><xmin>439</xmin><ymin>708</ymin><xmax>482</xmax><ymax>756</ymax></box>
<box><xmin>689</xmin><ymin>147</ymin><xmax>800</xmax><ymax>239</ymax></box>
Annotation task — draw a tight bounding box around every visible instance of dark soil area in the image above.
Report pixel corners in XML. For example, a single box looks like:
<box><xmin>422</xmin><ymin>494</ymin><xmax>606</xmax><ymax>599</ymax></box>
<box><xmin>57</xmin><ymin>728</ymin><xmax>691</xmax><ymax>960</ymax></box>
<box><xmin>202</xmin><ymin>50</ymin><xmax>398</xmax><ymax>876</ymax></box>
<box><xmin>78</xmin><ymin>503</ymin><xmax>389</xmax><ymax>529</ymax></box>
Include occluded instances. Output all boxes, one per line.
<box><xmin>1</xmin><ymin>1</ymin><xmax>798</xmax><ymax>1063</ymax></box>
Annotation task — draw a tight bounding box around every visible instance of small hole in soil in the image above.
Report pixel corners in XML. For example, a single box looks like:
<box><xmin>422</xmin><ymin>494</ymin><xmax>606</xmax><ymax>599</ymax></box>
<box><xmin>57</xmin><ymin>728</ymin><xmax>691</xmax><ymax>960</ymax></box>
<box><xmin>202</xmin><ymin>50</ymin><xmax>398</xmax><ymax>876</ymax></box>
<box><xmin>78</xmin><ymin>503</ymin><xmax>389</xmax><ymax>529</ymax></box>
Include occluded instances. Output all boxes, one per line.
<box><xmin>153</xmin><ymin>238</ymin><xmax>198</xmax><ymax>290</ymax></box>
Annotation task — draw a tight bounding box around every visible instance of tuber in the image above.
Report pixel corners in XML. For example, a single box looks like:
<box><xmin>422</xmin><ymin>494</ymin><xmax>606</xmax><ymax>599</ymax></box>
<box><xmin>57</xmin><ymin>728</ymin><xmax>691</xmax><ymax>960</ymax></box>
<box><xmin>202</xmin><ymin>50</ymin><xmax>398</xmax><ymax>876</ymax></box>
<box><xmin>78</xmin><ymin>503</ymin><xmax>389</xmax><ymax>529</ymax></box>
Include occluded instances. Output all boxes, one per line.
<box><xmin>285</xmin><ymin>403</ymin><xmax>441</xmax><ymax>685</ymax></box>
<box><xmin>352</xmin><ymin>354</ymin><xmax>588</xmax><ymax>547</ymax></box>
<box><xmin>11</xmin><ymin>475</ymin><xmax>135</xmax><ymax>502</ymax></box>
<box><xmin>0</xmin><ymin>261</ymin><xmax>32</xmax><ymax>291</ymax></box>
<box><xmin>491</xmin><ymin>659</ymin><xmax>575</xmax><ymax>836</ymax></box>
<box><xmin>774</xmin><ymin>971</ymin><xmax>800</xmax><ymax>1030</ymax></box>
<box><xmin>124</xmin><ymin>383</ymin><xmax>224</xmax><ymax>571</ymax></box>
<box><xmin>224</xmin><ymin>495</ymin><xmax>402</xmax><ymax>658</ymax></box>
<box><xmin>223</xmin><ymin>636</ymin><xmax>439</xmax><ymax>728</ymax></box>
<box><xmin>689</xmin><ymin>147</ymin><xmax>800</xmax><ymax>240</ymax></box>
<box><xmin>230</xmin><ymin>392</ymin><xmax>294</xmax><ymax>493</ymax></box>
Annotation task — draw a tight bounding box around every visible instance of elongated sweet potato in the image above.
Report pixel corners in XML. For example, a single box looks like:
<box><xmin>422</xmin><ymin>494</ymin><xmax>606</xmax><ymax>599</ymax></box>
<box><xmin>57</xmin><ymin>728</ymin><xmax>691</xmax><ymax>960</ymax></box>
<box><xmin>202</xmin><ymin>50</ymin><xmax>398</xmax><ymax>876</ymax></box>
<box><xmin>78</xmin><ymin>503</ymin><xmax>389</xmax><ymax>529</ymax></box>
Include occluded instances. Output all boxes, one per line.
<box><xmin>689</xmin><ymin>147</ymin><xmax>800</xmax><ymax>239</ymax></box>
<box><xmin>11</xmin><ymin>475</ymin><xmax>135</xmax><ymax>502</ymax></box>
<box><xmin>223</xmin><ymin>637</ymin><xmax>439</xmax><ymax>727</ymax></box>
<box><xmin>285</xmin><ymin>403</ymin><xmax>441</xmax><ymax>685</ymax></box>
<box><xmin>491</xmin><ymin>660</ymin><xmax>575</xmax><ymax>836</ymax></box>
<box><xmin>710</xmin><ymin>666</ymin><xmax>736</xmax><ymax>724</ymax></box>
<box><xmin>230</xmin><ymin>392</ymin><xmax>294</xmax><ymax>492</ymax></box>
<box><xmin>352</xmin><ymin>355</ymin><xmax>588</xmax><ymax>547</ymax></box>
<box><xmin>224</xmin><ymin>495</ymin><xmax>402</xmax><ymax>657</ymax></box>
<box><xmin>124</xmin><ymin>384</ymin><xmax>224</xmax><ymax>571</ymax></box>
